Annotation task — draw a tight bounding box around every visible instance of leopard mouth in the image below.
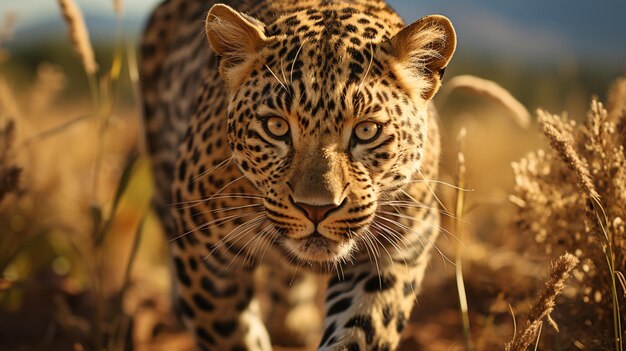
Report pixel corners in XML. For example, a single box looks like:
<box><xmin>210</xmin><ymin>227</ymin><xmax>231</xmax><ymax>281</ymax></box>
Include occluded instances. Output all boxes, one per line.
<box><xmin>281</xmin><ymin>231</ymin><xmax>355</xmax><ymax>264</ymax></box>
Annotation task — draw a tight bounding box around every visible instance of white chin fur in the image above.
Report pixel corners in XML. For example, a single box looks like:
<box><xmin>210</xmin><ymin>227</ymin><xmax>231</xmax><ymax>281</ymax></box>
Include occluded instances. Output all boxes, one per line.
<box><xmin>283</xmin><ymin>236</ymin><xmax>355</xmax><ymax>263</ymax></box>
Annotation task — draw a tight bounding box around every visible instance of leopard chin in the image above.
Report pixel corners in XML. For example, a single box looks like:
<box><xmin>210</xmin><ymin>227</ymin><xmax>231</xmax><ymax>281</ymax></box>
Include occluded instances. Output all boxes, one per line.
<box><xmin>281</xmin><ymin>231</ymin><xmax>356</xmax><ymax>266</ymax></box>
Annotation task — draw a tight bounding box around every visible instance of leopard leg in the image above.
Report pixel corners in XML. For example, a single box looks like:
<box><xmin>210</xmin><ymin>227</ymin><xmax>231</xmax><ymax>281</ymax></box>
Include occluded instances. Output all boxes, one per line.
<box><xmin>171</xmin><ymin>239</ymin><xmax>272</xmax><ymax>351</ymax></box>
<box><xmin>261</xmin><ymin>265</ymin><xmax>322</xmax><ymax>347</ymax></box>
<box><xmin>317</xmin><ymin>211</ymin><xmax>439</xmax><ymax>351</ymax></box>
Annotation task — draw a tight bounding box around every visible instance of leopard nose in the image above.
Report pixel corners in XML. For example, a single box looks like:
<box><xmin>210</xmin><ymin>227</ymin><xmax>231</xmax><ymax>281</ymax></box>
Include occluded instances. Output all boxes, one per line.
<box><xmin>290</xmin><ymin>198</ymin><xmax>344</xmax><ymax>225</ymax></box>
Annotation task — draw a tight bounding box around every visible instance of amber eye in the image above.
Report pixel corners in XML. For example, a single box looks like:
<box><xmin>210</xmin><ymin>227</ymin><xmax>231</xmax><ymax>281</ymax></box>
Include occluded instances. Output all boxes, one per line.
<box><xmin>353</xmin><ymin>121</ymin><xmax>381</xmax><ymax>143</ymax></box>
<box><xmin>263</xmin><ymin>117</ymin><xmax>290</xmax><ymax>139</ymax></box>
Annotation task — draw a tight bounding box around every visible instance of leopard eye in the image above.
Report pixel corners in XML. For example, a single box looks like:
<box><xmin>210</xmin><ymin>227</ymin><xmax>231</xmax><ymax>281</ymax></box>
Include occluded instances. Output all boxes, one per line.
<box><xmin>353</xmin><ymin>121</ymin><xmax>381</xmax><ymax>143</ymax></box>
<box><xmin>263</xmin><ymin>117</ymin><xmax>290</xmax><ymax>139</ymax></box>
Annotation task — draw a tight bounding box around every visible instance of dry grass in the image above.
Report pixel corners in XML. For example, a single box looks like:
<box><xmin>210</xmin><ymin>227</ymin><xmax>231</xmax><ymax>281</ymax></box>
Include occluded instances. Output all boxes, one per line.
<box><xmin>0</xmin><ymin>12</ymin><xmax>17</xmax><ymax>64</ymax></box>
<box><xmin>453</xmin><ymin>127</ymin><xmax>473</xmax><ymax>351</ymax></box>
<box><xmin>0</xmin><ymin>4</ymin><xmax>178</xmax><ymax>350</ymax></box>
<box><xmin>512</xmin><ymin>79</ymin><xmax>626</xmax><ymax>349</ymax></box>
<box><xmin>58</xmin><ymin>0</ymin><xmax>98</xmax><ymax>76</ymax></box>
<box><xmin>0</xmin><ymin>3</ymin><xmax>625</xmax><ymax>351</ymax></box>
<box><xmin>0</xmin><ymin>75</ymin><xmax>20</xmax><ymax>119</ymax></box>
<box><xmin>113</xmin><ymin>0</ymin><xmax>123</xmax><ymax>18</ymax></box>
<box><xmin>505</xmin><ymin>253</ymin><xmax>579</xmax><ymax>351</ymax></box>
<box><xmin>0</xmin><ymin>120</ymin><xmax>21</xmax><ymax>202</ymax></box>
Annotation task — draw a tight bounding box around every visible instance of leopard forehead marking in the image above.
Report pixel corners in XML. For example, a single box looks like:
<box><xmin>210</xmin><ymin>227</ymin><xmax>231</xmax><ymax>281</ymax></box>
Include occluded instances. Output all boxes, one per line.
<box><xmin>252</xmin><ymin>6</ymin><xmax>407</xmax><ymax>131</ymax></box>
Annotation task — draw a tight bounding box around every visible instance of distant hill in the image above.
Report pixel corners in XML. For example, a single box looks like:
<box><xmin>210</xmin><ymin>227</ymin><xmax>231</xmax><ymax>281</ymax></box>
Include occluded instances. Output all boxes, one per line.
<box><xmin>8</xmin><ymin>13</ymin><xmax>145</xmax><ymax>47</ymax></box>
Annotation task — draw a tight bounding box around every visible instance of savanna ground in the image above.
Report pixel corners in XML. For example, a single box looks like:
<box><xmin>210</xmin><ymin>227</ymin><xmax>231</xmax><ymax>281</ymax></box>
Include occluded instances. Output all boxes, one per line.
<box><xmin>0</xmin><ymin>3</ymin><xmax>625</xmax><ymax>351</ymax></box>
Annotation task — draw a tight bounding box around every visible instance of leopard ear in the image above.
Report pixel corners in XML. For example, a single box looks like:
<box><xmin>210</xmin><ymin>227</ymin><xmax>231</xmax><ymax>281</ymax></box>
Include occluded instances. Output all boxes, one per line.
<box><xmin>387</xmin><ymin>15</ymin><xmax>456</xmax><ymax>100</ymax></box>
<box><xmin>206</xmin><ymin>4</ymin><xmax>267</xmax><ymax>90</ymax></box>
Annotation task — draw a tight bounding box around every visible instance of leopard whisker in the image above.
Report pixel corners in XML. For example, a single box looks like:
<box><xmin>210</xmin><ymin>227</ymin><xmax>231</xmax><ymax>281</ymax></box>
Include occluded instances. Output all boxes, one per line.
<box><xmin>208</xmin><ymin>213</ymin><xmax>267</xmax><ymax>257</ymax></box>
<box><xmin>214</xmin><ymin>214</ymin><xmax>265</xmax><ymax>255</ymax></box>
<box><xmin>355</xmin><ymin>229</ymin><xmax>375</xmax><ymax>269</ymax></box>
<box><xmin>371</xmin><ymin>218</ymin><xmax>426</xmax><ymax>275</ymax></box>
<box><xmin>240</xmin><ymin>224</ymin><xmax>271</xmax><ymax>271</ymax></box>
<box><xmin>257</xmin><ymin>226</ymin><xmax>279</xmax><ymax>268</ymax></box>
<box><xmin>264</xmin><ymin>64</ymin><xmax>290</xmax><ymax>95</ymax></box>
<box><xmin>372</xmin><ymin>220</ymin><xmax>415</xmax><ymax>252</ymax></box>
<box><xmin>362</xmin><ymin>228</ymin><xmax>383</xmax><ymax>286</ymax></box>
<box><xmin>247</xmin><ymin>224</ymin><xmax>277</xmax><ymax>267</ymax></box>
<box><xmin>357</xmin><ymin>41</ymin><xmax>375</xmax><ymax>93</ymax></box>
<box><xmin>414</xmin><ymin>169</ymin><xmax>448</xmax><ymax>211</ymax></box>
<box><xmin>370</xmin><ymin>221</ymin><xmax>413</xmax><ymax>262</ymax></box>
<box><xmin>170</xmin><ymin>195</ymin><xmax>264</xmax><ymax>210</ymax></box>
<box><xmin>169</xmin><ymin>191</ymin><xmax>264</xmax><ymax>211</ymax></box>
<box><xmin>374</xmin><ymin>214</ymin><xmax>430</xmax><ymax>249</ymax></box>
<box><xmin>169</xmin><ymin>210</ymin><xmax>264</xmax><ymax>243</ymax></box>
<box><xmin>407</xmin><ymin>178</ymin><xmax>474</xmax><ymax>192</ymax></box>
<box><xmin>187</xmin><ymin>156</ymin><xmax>233</xmax><ymax>184</ymax></box>
<box><xmin>279</xmin><ymin>58</ymin><xmax>292</xmax><ymax>96</ymax></box>
<box><xmin>371</xmin><ymin>222</ymin><xmax>412</xmax><ymax>273</ymax></box>
<box><xmin>372</xmin><ymin>221</ymin><xmax>420</xmax><ymax>303</ymax></box>
<box><xmin>378</xmin><ymin>209</ymin><xmax>463</xmax><ymax>244</ymax></box>
<box><xmin>288</xmin><ymin>253</ymin><xmax>302</xmax><ymax>286</ymax></box>
<box><xmin>167</xmin><ymin>178</ymin><xmax>252</xmax><ymax>208</ymax></box>
<box><xmin>368</xmin><ymin>227</ymin><xmax>395</xmax><ymax>268</ymax></box>
<box><xmin>193</xmin><ymin>203</ymin><xmax>263</xmax><ymax>216</ymax></box>
<box><xmin>224</xmin><ymin>216</ymin><xmax>268</xmax><ymax>271</ymax></box>
<box><xmin>289</xmin><ymin>41</ymin><xmax>305</xmax><ymax>85</ymax></box>
<box><xmin>202</xmin><ymin>214</ymin><xmax>267</xmax><ymax>248</ymax></box>
<box><xmin>379</xmin><ymin>201</ymin><xmax>459</xmax><ymax>220</ymax></box>
<box><xmin>382</xmin><ymin>199</ymin><xmax>457</xmax><ymax>225</ymax></box>
<box><xmin>372</xmin><ymin>219</ymin><xmax>423</xmax><ymax>268</ymax></box>
<box><xmin>361</xmin><ymin>227</ymin><xmax>382</xmax><ymax>279</ymax></box>
<box><xmin>332</xmin><ymin>259</ymin><xmax>341</xmax><ymax>282</ymax></box>
<box><xmin>207</xmin><ymin>173</ymin><xmax>247</xmax><ymax>198</ymax></box>
<box><xmin>375</xmin><ymin>214</ymin><xmax>455</xmax><ymax>267</ymax></box>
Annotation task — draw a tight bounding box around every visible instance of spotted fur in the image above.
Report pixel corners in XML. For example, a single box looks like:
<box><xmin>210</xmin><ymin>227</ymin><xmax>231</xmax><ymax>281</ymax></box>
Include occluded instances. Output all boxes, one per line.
<box><xmin>140</xmin><ymin>1</ymin><xmax>455</xmax><ymax>350</ymax></box>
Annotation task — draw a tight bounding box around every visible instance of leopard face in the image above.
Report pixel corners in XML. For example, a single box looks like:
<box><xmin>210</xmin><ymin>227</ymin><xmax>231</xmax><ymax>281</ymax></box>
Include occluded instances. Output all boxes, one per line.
<box><xmin>206</xmin><ymin>4</ymin><xmax>455</xmax><ymax>268</ymax></box>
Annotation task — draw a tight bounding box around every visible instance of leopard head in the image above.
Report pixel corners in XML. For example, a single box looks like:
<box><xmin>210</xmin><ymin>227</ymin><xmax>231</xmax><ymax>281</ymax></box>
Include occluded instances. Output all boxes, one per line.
<box><xmin>205</xmin><ymin>3</ymin><xmax>456</xmax><ymax>269</ymax></box>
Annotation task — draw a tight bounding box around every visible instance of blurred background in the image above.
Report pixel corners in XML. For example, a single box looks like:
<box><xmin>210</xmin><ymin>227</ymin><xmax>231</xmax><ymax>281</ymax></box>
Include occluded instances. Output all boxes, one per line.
<box><xmin>0</xmin><ymin>1</ymin><xmax>624</xmax><ymax>350</ymax></box>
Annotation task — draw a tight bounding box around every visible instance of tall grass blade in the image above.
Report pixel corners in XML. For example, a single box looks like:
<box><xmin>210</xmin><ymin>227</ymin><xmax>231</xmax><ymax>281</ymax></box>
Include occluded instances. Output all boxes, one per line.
<box><xmin>454</xmin><ymin>127</ymin><xmax>473</xmax><ymax>351</ymax></box>
<box><xmin>95</xmin><ymin>153</ymin><xmax>137</xmax><ymax>246</ymax></box>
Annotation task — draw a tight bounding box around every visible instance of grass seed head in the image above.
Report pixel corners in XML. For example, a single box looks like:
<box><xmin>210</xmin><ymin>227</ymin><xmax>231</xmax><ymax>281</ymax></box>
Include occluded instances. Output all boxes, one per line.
<box><xmin>505</xmin><ymin>253</ymin><xmax>579</xmax><ymax>351</ymax></box>
<box><xmin>57</xmin><ymin>0</ymin><xmax>98</xmax><ymax>75</ymax></box>
<box><xmin>512</xmin><ymin>77</ymin><xmax>626</xmax><ymax>348</ymax></box>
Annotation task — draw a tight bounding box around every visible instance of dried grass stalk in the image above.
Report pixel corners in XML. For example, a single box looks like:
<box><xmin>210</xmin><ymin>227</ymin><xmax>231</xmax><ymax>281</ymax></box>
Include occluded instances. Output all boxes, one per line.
<box><xmin>30</xmin><ymin>62</ymin><xmax>67</xmax><ymax>114</ymax></box>
<box><xmin>539</xmin><ymin>111</ymin><xmax>600</xmax><ymax>201</ymax></box>
<box><xmin>513</xmin><ymin>78</ymin><xmax>626</xmax><ymax>348</ymax></box>
<box><xmin>0</xmin><ymin>12</ymin><xmax>17</xmax><ymax>46</ymax></box>
<box><xmin>454</xmin><ymin>127</ymin><xmax>472</xmax><ymax>351</ymax></box>
<box><xmin>505</xmin><ymin>253</ymin><xmax>579</xmax><ymax>351</ymax></box>
<box><xmin>440</xmin><ymin>74</ymin><xmax>531</xmax><ymax>128</ymax></box>
<box><xmin>57</xmin><ymin>0</ymin><xmax>98</xmax><ymax>75</ymax></box>
<box><xmin>0</xmin><ymin>120</ymin><xmax>21</xmax><ymax>202</ymax></box>
<box><xmin>113</xmin><ymin>0</ymin><xmax>123</xmax><ymax>18</ymax></box>
<box><xmin>607</xmin><ymin>77</ymin><xmax>626</xmax><ymax>122</ymax></box>
<box><xmin>0</xmin><ymin>75</ymin><xmax>20</xmax><ymax>118</ymax></box>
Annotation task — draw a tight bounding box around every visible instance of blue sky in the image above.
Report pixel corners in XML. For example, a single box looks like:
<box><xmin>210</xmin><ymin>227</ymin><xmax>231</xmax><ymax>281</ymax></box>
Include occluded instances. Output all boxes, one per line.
<box><xmin>3</xmin><ymin>0</ymin><xmax>626</xmax><ymax>65</ymax></box>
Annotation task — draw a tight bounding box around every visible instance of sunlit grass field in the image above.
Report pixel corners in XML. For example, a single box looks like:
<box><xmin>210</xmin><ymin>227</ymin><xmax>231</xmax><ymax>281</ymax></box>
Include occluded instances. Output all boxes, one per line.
<box><xmin>0</xmin><ymin>2</ymin><xmax>624</xmax><ymax>350</ymax></box>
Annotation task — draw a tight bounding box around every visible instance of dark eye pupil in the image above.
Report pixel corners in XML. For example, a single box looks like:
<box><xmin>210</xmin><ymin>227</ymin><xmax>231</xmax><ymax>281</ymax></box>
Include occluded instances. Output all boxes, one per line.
<box><xmin>361</xmin><ymin>125</ymin><xmax>375</xmax><ymax>135</ymax></box>
<box><xmin>354</xmin><ymin>122</ymin><xmax>380</xmax><ymax>143</ymax></box>
<box><xmin>265</xmin><ymin>118</ymin><xmax>289</xmax><ymax>138</ymax></box>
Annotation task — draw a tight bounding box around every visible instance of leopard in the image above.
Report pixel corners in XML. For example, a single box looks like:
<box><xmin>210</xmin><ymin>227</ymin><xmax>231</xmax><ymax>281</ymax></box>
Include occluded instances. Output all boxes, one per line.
<box><xmin>139</xmin><ymin>0</ymin><xmax>456</xmax><ymax>350</ymax></box>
